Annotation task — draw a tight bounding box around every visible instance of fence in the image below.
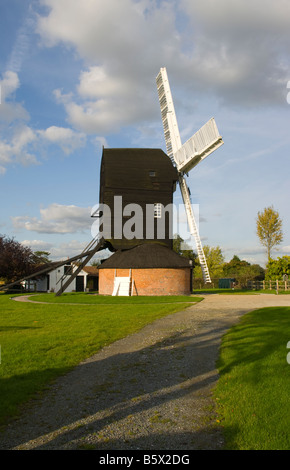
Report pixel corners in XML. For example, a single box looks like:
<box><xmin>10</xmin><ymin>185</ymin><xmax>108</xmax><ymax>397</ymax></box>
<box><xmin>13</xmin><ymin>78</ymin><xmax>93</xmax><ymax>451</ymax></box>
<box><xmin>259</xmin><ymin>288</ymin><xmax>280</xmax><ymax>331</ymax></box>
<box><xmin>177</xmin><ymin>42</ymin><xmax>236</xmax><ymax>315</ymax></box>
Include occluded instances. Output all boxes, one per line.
<box><xmin>192</xmin><ymin>278</ymin><xmax>290</xmax><ymax>292</ymax></box>
<box><xmin>247</xmin><ymin>280</ymin><xmax>290</xmax><ymax>292</ymax></box>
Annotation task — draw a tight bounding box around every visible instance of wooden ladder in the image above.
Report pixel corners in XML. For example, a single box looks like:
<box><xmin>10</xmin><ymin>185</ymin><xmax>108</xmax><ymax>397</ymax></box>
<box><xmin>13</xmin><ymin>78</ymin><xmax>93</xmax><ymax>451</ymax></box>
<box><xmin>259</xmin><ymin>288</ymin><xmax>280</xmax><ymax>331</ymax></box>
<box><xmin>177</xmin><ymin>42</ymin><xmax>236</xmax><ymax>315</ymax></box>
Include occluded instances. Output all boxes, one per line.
<box><xmin>112</xmin><ymin>269</ymin><xmax>132</xmax><ymax>296</ymax></box>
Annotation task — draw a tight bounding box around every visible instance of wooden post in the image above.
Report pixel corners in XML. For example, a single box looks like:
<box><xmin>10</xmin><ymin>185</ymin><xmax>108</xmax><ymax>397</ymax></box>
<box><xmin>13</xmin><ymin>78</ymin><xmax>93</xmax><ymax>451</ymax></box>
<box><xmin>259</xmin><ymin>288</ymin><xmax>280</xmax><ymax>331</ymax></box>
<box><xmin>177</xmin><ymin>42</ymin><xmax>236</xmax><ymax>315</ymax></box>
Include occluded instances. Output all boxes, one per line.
<box><xmin>276</xmin><ymin>279</ymin><xmax>279</xmax><ymax>294</ymax></box>
<box><xmin>263</xmin><ymin>280</ymin><xmax>265</xmax><ymax>290</ymax></box>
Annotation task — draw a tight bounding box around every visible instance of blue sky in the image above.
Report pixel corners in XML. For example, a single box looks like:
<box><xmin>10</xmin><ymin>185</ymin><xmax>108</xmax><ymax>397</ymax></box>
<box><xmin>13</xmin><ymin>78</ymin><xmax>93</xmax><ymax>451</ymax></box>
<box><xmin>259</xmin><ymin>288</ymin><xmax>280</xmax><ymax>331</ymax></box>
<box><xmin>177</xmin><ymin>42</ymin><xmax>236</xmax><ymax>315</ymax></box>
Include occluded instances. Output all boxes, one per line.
<box><xmin>0</xmin><ymin>0</ymin><xmax>290</xmax><ymax>267</ymax></box>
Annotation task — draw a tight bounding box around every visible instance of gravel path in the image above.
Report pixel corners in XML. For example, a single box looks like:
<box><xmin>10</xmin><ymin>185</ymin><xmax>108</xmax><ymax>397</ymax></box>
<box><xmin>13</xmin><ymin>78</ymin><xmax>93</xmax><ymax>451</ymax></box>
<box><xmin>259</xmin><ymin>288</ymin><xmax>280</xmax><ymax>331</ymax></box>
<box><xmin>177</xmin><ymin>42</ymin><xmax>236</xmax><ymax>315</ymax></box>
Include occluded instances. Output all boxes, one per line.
<box><xmin>1</xmin><ymin>293</ymin><xmax>289</xmax><ymax>450</ymax></box>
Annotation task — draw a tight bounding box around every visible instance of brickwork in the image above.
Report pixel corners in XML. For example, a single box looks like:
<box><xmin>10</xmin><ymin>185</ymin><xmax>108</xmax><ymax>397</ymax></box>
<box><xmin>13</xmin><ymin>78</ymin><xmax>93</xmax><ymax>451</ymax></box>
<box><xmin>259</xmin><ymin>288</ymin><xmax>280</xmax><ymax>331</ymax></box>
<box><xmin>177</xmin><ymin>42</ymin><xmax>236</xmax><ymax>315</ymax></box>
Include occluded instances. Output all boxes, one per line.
<box><xmin>99</xmin><ymin>268</ymin><xmax>191</xmax><ymax>296</ymax></box>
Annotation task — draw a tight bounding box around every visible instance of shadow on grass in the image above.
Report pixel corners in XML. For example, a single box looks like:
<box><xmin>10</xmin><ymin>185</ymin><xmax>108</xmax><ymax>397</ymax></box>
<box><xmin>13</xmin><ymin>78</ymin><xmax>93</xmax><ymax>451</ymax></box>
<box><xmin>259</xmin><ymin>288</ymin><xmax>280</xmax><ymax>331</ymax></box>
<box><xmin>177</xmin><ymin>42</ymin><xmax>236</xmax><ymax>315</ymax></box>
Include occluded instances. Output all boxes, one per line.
<box><xmin>216</xmin><ymin>307</ymin><xmax>290</xmax><ymax>382</ymax></box>
<box><xmin>0</xmin><ymin>326</ymin><xmax>41</xmax><ymax>332</ymax></box>
<box><xmin>0</xmin><ymin>320</ymin><xmax>232</xmax><ymax>450</ymax></box>
<box><xmin>0</xmin><ymin>367</ymin><xmax>71</xmax><ymax>428</ymax></box>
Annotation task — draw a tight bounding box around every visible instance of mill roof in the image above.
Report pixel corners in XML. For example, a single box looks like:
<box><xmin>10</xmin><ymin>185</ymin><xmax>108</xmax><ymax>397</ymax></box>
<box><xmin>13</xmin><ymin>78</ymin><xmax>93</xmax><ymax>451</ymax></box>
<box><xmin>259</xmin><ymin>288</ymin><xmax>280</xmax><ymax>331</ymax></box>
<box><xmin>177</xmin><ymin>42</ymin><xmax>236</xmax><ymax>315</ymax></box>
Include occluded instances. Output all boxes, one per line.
<box><xmin>98</xmin><ymin>243</ymin><xmax>192</xmax><ymax>269</ymax></box>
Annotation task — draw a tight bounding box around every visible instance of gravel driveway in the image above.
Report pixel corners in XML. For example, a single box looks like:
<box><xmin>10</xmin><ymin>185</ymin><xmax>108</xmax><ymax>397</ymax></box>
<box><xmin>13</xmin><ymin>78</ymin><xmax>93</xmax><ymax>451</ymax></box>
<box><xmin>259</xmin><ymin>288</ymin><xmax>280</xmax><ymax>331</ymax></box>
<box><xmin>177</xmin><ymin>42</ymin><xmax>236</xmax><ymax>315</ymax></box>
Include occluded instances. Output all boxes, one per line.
<box><xmin>1</xmin><ymin>293</ymin><xmax>289</xmax><ymax>450</ymax></box>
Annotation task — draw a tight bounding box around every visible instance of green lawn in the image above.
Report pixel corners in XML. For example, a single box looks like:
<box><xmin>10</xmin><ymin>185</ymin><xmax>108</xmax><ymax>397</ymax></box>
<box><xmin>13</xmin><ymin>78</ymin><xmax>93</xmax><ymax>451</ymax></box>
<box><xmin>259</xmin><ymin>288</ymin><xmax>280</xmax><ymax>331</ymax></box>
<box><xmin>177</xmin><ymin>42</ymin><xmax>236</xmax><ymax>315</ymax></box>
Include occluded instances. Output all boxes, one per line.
<box><xmin>214</xmin><ymin>306</ymin><xmax>290</xmax><ymax>450</ymax></box>
<box><xmin>30</xmin><ymin>292</ymin><xmax>202</xmax><ymax>304</ymax></box>
<box><xmin>0</xmin><ymin>293</ymin><xmax>201</xmax><ymax>426</ymax></box>
<box><xmin>2</xmin><ymin>292</ymin><xmax>289</xmax><ymax>449</ymax></box>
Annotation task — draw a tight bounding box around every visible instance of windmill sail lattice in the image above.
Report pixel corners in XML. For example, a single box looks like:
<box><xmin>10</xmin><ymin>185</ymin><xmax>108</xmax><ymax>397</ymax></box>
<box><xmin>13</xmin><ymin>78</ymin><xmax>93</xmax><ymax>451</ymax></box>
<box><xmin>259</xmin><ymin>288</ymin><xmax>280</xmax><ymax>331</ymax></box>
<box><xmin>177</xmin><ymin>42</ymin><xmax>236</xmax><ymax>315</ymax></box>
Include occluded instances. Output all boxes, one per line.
<box><xmin>156</xmin><ymin>69</ymin><xmax>182</xmax><ymax>164</ymax></box>
<box><xmin>156</xmin><ymin>67</ymin><xmax>224</xmax><ymax>284</ymax></box>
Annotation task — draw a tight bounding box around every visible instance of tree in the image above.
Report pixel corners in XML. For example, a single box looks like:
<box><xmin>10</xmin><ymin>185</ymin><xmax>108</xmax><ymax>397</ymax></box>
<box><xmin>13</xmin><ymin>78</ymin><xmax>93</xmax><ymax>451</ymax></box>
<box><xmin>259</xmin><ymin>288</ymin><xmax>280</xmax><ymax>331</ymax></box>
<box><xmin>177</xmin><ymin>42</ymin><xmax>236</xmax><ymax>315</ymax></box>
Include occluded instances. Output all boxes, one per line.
<box><xmin>0</xmin><ymin>235</ymin><xmax>36</xmax><ymax>282</ymax></box>
<box><xmin>266</xmin><ymin>256</ymin><xmax>290</xmax><ymax>281</ymax></box>
<box><xmin>90</xmin><ymin>259</ymin><xmax>101</xmax><ymax>267</ymax></box>
<box><xmin>222</xmin><ymin>255</ymin><xmax>250</xmax><ymax>277</ymax></box>
<box><xmin>193</xmin><ymin>245</ymin><xmax>224</xmax><ymax>279</ymax></box>
<box><xmin>222</xmin><ymin>255</ymin><xmax>264</xmax><ymax>287</ymax></box>
<box><xmin>172</xmin><ymin>234</ymin><xmax>197</xmax><ymax>265</ymax></box>
<box><xmin>235</xmin><ymin>264</ymin><xmax>265</xmax><ymax>287</ymax></box>
<box><xmin>173</xmin><ymin>234</ymin><xmax>184</xmax><ymax>255</ymax></box>
<box><xmin>256</xmin><ymin>206</ymin><xmax>283</xmax><ymax>262</ymax></box>
<box><xmin>33</xmin><ymin>251</ymin><xmax>51</xmax><ymax>265</ymax></box>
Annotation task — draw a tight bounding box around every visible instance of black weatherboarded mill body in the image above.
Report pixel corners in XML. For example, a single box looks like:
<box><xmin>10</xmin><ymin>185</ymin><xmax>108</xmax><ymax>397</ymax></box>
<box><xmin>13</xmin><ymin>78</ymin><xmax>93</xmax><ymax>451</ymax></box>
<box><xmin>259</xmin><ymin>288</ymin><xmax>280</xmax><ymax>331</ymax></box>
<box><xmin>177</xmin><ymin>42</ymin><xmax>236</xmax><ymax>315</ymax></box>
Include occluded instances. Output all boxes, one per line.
<box><xmin>99</xmin><ymin>148</ymin><xmax>179</xmax><ymax>251</ymax></box>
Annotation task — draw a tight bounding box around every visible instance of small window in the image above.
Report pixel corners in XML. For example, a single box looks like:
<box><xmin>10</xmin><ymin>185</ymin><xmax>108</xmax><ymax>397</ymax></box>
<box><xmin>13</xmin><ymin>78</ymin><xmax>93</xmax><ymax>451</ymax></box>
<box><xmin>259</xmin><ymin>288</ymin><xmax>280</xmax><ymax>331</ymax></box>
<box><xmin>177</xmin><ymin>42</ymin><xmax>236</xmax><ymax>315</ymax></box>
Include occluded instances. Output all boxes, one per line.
<box><xmin>64</xmin><ymin>264</ymin><xmax>73</xmax><ymax>275</ymax></box>
<box><xmin>154</xmin><ymin>203</ymin><xmax>162</xmax><ymax>218</ymax></box>
<box><xmin>149</xmin><ymin>171</ymin><xmax>156</xmax><ymax>177</ymax></box>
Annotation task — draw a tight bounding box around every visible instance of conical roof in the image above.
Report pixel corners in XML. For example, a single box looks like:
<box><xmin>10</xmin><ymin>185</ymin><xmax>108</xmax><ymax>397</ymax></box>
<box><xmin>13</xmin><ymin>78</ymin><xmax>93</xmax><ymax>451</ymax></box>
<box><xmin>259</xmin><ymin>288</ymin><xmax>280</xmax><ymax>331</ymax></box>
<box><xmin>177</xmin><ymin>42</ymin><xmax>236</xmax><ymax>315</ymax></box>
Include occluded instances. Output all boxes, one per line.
<box><xmin>99</xmin><ymin>243</ymin><xmax>192</xmax><ymax>269</ymax></box>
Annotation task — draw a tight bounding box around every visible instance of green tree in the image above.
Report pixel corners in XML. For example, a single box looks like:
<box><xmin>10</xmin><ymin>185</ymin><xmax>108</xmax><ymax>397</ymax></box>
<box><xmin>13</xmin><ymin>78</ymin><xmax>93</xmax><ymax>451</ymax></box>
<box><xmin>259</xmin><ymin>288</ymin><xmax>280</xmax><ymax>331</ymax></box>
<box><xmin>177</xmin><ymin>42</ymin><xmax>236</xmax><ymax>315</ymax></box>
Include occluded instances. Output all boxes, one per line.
<box><xmin>33</xmin><ymin>251</ymin><xmax>51</xmax><ymax>265</ymax></box>
<box><xmin>172</xmin><ymin>234</ymin><xmax>197</xmax><ymax>264</ymax></box>
<box><xmin>173</xmin><ymin>234</ymin><xmax>184</xmax><ymax>255</ymax></box>
<box><xmin>90</xmin><ymin>260</ymin><xmax>100</xmax><ymax>267</ymax></box>
<box><xmin>223</xmin><ymin>255</ymin><xmax>265</xmax><ymax>287</ymax></box>
<box><xmin>223</xmin><ymin>255</ymin><xmax>250</xmax><ymax>277</ymax></box>
<box><xmin>236</xmin><ymin>264</ymin><xmax>265</xmax><ymax>287</ymax></box>
<box><xmin>266</xmin><ymin>256</ymin><xmax>290</xmax><ymax>281</ymax></box>
<box><xmin>193</xmin><ymin>245</ymin><xmax>224</xmax><ymax>279</ymax></box>
<box><xmin>256</xmin><ymin>206</ymin><xmax>283</xmax><ymax>262</ymax></box>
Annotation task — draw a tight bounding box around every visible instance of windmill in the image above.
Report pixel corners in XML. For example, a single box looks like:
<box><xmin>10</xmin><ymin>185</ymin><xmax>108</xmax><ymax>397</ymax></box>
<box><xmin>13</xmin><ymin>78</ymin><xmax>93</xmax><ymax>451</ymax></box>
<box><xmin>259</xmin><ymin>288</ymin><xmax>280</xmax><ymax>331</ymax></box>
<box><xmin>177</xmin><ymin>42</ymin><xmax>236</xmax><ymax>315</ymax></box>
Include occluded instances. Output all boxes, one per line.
<box><xmin>0</xmin><ymin>68</ymin><xmax>223</xmax><ymax>296</ymax></box>
<box><xmin>156</xmin><ymin>67</ymin><xmax>224</xmax><ymax>284</ymax></box>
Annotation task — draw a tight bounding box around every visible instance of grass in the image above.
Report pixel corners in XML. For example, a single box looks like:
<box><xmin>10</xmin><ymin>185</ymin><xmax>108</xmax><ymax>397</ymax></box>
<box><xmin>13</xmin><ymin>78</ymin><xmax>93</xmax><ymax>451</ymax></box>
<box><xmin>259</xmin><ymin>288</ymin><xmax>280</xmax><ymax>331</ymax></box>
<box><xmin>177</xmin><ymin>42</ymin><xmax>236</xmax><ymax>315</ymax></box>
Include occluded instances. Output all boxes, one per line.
<box><xmin>29</xmin><ymin>292</ymin><xmax>203</xmax><ymax>304</ymax></box>
<box><xmin>0</xmin><ymin>292</ymin><xmax>202</xmax><ymax>426</ymax></box>
<box><xmin>194</xmin><ymin>288</ymin><xmax>259</xmax><ymax>295</ymax></box>
<box><xmin>2</xmin><ymin>290</ymin><xmax>289</xmax><ymax>448</ymax></box>
<box><xmin>214</xmin><ymin>306</ymin><xmax>290</xmax><ymax>450</ymax></box>
<box><xmin>193</xmin><ymin>288</ymin><xmax>290</xmax><ymax>295</ymax></box>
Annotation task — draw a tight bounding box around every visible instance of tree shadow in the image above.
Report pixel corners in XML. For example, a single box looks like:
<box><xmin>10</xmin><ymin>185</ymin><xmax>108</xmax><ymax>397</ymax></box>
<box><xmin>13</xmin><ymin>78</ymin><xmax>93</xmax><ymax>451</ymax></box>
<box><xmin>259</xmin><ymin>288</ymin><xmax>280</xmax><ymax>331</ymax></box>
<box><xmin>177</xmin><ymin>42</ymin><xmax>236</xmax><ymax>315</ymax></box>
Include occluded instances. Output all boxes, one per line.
<box><xmin>0</xmin><ymin>326</ymin><xmax>40</xmax><ymax>332</ymax></box>
<box><xmin>216</xmin><ymin>307</ymin><xmax>290</xmax><ymax>382</ymax></box>
<box><xmin>0</xmin><ymin>321</ymin><xmax>231</xmax><ymax>450</ymax></box>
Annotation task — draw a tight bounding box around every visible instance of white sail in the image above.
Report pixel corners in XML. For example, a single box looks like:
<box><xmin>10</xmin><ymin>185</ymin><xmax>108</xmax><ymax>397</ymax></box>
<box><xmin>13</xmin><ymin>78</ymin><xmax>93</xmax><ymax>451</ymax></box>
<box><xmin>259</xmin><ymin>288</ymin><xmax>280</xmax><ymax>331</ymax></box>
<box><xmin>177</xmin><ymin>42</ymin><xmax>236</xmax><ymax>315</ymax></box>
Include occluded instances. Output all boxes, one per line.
<box><xmin>174</xmin><ymin>117</ymin><xmax>223</xmax><ymax>173</ymax></box>
<box><xmin>156</xmin><ymin>67</ymin><xmax>224</xmax><ymax>283</ymax></box>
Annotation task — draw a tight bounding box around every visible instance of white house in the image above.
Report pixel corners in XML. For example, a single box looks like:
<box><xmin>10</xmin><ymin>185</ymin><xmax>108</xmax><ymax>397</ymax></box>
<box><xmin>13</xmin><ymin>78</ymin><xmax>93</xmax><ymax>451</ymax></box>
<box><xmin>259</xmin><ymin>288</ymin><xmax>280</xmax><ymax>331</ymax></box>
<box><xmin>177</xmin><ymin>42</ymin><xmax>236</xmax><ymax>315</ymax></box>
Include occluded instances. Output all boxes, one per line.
<box><xmin>23</xmin><ymin>263</ymin><xmax>99</xmax><ymax>293</ymax></box>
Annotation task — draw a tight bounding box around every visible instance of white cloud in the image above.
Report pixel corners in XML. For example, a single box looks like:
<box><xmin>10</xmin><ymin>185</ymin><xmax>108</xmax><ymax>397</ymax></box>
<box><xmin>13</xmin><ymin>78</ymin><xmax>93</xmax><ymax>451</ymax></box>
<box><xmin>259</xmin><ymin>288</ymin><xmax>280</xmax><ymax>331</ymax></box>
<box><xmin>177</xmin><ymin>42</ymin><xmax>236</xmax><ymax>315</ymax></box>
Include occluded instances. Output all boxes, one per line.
<box><xmin>77</xmin><ymin>66</ymin><xmax>126</xmax><ymax>99</ymax></box>
<box><xmin>0</xmin><ymin>124</ymin><xmax>39</xmax><ymax>169</ymax></box>
<box><xmin>180</xmin><ymin>0</ymin><xmax>290</xmax><ymax>105</ymax></box>
<box><xmin>21</xmin><ymin>238</ymin><xmax>94</xmax><ymax>261</ymax></box>
<box><xmin>36</xmin><ymin>0</ymin><xmax>182</xmax><ymax>134</ymax></box>
<box><xmin>0</xmin><ymin>71</ymin><xmax>29</xmax><ymax>123</ymax></box>
<box><xmin>38</xmin><ymin>126</ymin><xmax>86</xmax><ymax>154</ymax></box>
<box><xmin>6</xmin><ymin>12</ymin><xmax>36</xmax><ymax>74</ymax></box>
<box><xmin>0</xmin><ymin>70</ymin><xmax>19</xmax><ymax>98</ymax></box>
<box><xmin>12</xmin><ymin>203</ymin><xmax>92</xmax><ymax>234</ymax></box>
<box><xmin>0</xmin><ymin>122</ymin><xmax>85</xmax><ymax>173</ymax></box>
<box><xmin>21</xmin><ymin>239</ymin><xmax>54</xmax><ymax>252</ymax></box>
<box><xmin>54</xmin><ymin>82</ymin><xmax>153</xmax><ymax>135</ymax></box>
<box><xmin>182</xmin><ymin>0</ymin><xmax>290</xmax><ymax>34</ymax></box>
<box><xmin>49</xmin><ymin>239</ymin><xmax>89</xmax><ymax>259</ymax></box>
<box><xmin>53</xmin><ymin>59</ymin><xmax>163</xmax><ymax>134</ymax></box>
<box><xmin>0</xmin><ymin>70</ymin><xmax>88</xmax><ymax>173</ymax></box>
<box><xmin>34</xmin><ymin>0</ymin><xmax>290</xmax><ymax>142</ymax></box>
<box><xmin>37</xmin><ymin>0</ymin><xmax>178</xmax><ymax>66</ymax></box>
<box><xmin>13</xmin><ymin>125</ymin><xmax>37</xmax><ymax>156</ymax></box>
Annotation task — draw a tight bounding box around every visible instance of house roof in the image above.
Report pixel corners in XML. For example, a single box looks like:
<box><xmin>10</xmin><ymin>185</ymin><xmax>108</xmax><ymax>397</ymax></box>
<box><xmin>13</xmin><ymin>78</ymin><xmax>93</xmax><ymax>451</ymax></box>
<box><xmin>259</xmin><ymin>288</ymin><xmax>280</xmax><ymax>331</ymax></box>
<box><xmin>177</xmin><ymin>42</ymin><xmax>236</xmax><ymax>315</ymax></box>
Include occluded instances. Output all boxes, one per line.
<box><xmin>98</xmin><ymin>243</ymin><xmax>192</xmax><ymax>269</ymax></box>
<box><xmin>32</xmin><ymin>262</ymin><xmax>99</xmax><ymax>276</ymax></box>
<box><xmin>82</xmin><ymin>266</ymin><xmax>99</xmax><ymax>276</ymax></box>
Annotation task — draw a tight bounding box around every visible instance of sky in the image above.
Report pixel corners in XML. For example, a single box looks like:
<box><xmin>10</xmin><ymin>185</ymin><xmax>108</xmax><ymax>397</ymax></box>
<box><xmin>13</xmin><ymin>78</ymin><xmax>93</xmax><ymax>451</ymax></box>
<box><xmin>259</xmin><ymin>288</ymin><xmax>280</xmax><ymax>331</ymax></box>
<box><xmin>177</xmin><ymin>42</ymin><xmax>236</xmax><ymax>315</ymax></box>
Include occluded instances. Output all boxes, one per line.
<box><xmin>0</xmin><ymin>0</ymin><xmax>290</xmax><ymax>268</ymax></box>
